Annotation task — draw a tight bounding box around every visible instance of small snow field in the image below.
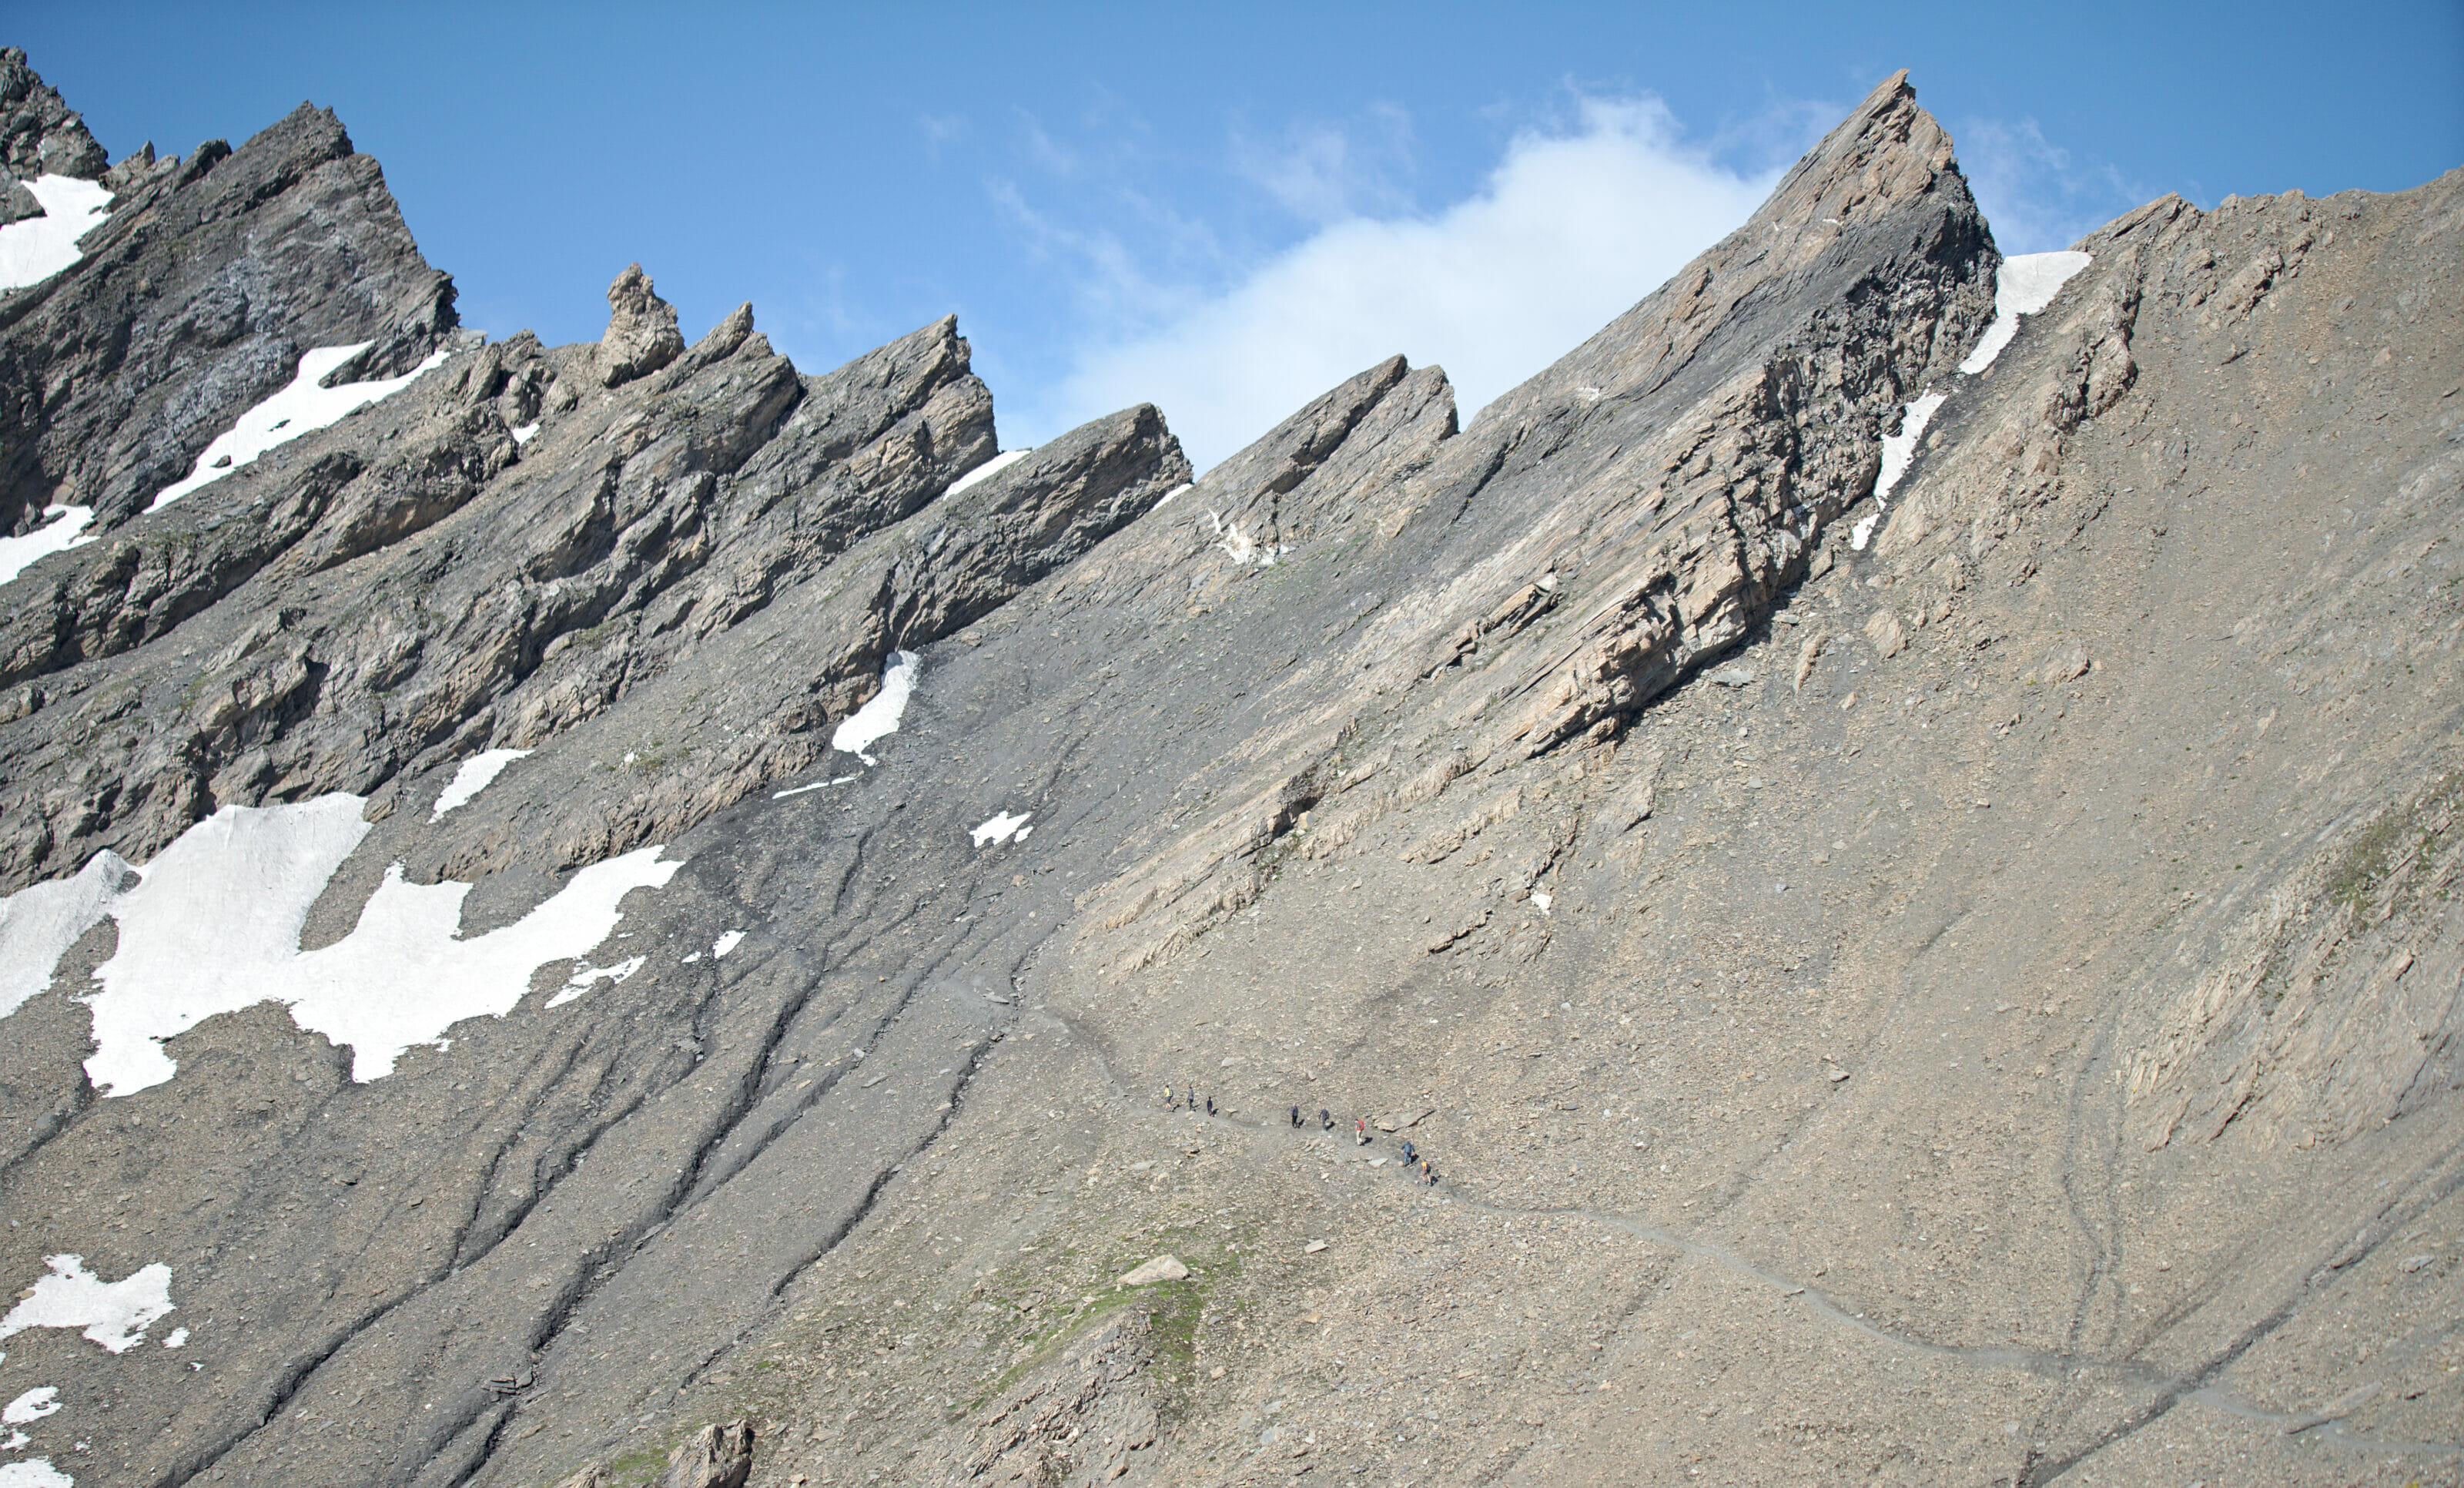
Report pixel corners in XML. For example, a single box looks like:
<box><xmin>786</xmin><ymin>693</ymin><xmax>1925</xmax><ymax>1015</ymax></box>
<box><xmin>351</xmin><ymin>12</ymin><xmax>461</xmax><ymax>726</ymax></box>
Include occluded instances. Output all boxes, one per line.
<box><xmin>149</xmin><ymin>343</ymin><xmax>450</xmax><ymax>511</ymax></box>
<box><xmin>0</xmin><ymin>1256</ymin><xmax>172</xmax><ymax>1355</ymax></box>
<box><xmin>1153</xmin><ymin>481</ymin><xmax>1194</xmax><ymax>508</ymax></box>
<box><xmin>0</xmin><ymin>1459</ymin><xmax>72</xmax><ymax>1487</ymax></box>
<box><xmin>0</xmin><ymin>851</ymin><xmax>133</xmax><ymax>1018</ymax></box>
<box><xmin>0</xmin><ymin>506</ymin><xmax>95</xmax><ymax>588</ymax></box>
<box><xmin>547</xmin><ymin>954</ymin><xmax>645</xmax><ymax>1009</ymax></box>
<box><xmin>2</xmin><ymin>1389</ymin><xmax>59</xmax><ymax>1424</ymax></box>
<box><xmin>831</xmin><ymin>652</ymin><xmax>919</xmax><ymax>764</ymax></box>
<box><xmin>430</xmin><ymin>749</ymin><xmax>532</xmax><ymax>821</ymax></box>
<box><xmin>1959</xmin><ymin>251</ymin><xmax>2094</xmax><ymax>374</ymax></box>
<box><xmin>945</xmin><ymin>447</ymin><xmax>1030</xmax><ymax>498</ymax></box>
<box><xmin>970</xmin><ymin>811</ymin><xmax>1033</xmax><ymax>846</ymax></box>
<box><xmin>0</xmin><ymin>794</ymin><xmax>681</xmax><ymax>1093</ymax></box>
<box><xmin>511</xmin><ymin>421</ymin><xmax>541</xmax><ymax>445</ymax></box>
<box><xmin>772</xmin><ymin>774</ymin><xmax>857</xmax><ymax>799</ymax></box>
<box><xmin>1874</xmin><ymin>390</ymin><xmax>1946</xmax><ymax>504</ymax></box>
<box><xmin>0</xmin><ymin>175</ymin><xmax>112</xmax><ymax>291</ymax></box>
<box><xmin>712</xmin><ymin>930</ymin><xmax>745</xmax><ymax>958</ymax></box>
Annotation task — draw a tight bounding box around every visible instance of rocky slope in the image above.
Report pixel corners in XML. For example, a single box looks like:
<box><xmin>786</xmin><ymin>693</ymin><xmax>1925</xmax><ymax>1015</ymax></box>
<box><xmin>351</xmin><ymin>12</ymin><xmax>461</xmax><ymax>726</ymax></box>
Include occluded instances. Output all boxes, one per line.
<box><xmin>0</xmin><ymin>55</ymin><xmax>2456</xmax><ymax>1488</ymax></box>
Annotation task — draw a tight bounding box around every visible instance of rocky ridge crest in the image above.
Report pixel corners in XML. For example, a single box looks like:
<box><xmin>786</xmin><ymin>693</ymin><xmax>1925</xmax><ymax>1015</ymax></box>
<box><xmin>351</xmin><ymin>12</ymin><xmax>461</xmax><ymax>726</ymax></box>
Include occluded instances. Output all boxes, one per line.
<box><xmin>0</xmin><ymin>52</ymin><xmax>2456</xmax><ymax>1488</ymax></box>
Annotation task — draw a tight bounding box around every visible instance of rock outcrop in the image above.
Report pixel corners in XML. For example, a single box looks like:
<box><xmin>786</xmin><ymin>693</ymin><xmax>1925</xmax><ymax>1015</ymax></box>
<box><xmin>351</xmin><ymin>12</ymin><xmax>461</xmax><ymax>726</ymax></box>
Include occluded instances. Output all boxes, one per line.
<box><xmin>597</xmin><ymin>262</ymin><xmax>685</xmax><ymax>387</ymax></box>
<box><xmin>0</xmin><ymin>45</ymin><xmax>106</xmax><ymax>222</ymax></box>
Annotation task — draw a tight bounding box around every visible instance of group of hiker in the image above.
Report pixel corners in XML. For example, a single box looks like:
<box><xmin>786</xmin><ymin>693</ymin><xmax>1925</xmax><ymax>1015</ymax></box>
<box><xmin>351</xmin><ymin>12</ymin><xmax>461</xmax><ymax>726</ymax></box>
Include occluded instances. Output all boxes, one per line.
<box><xmin>1153</xmin><ymin>1085</ymin><xmax>1438</xmax><ymax>1185</ymax></box>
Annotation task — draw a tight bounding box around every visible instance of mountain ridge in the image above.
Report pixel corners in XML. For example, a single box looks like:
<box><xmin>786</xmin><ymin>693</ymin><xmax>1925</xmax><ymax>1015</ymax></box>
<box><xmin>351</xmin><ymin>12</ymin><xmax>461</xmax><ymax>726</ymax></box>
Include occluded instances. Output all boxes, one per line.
<box><xmin>0</xmin><ymin>51</ymin><xmax>2456</xmax><ymax>1488</ymax></box>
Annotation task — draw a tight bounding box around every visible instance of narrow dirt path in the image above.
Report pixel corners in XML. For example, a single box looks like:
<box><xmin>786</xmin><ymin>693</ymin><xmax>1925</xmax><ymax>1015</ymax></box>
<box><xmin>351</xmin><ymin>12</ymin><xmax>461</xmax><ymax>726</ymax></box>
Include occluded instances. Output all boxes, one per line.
<box><xmin>1041</xmin><ymin>1007</ymin><xmax>2464</xmax><ymax>1472</ymax></box>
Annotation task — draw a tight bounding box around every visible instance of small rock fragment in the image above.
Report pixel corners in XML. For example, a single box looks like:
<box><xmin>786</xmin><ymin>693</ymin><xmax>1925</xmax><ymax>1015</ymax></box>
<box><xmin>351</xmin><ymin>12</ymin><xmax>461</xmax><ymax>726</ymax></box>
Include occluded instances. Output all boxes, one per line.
<box><xmin>658</xmin><ymin>1421</ymin><xmax>754</xmax><ymax>1488</ymax></box>
<box><xmin>1115</xmin><ymin>1255</ymin><xmax>1190</xmax><ymax>1287</ymax></box>
<box><xmin>1793</xmin><ymin>632</ymin><xmax>1830</xmax><ymax>692</ymax></box>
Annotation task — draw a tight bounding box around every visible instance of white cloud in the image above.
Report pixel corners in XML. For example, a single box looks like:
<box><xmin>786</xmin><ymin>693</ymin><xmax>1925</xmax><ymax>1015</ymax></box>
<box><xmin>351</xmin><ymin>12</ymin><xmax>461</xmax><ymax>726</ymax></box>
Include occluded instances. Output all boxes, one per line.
<box><xmin>1027</xmin><ymin>97</ymin><xmax>1776</xmax><ymax>471</ymax></box>
<box><xmin>1229</xmin><ymin>104</ymin><xmax>1418</xmax><ymax>225</ymax></box>
<box><xmin>1955</xmin><ymin>116</ymin><xmax>2144</xmax><ymax>256</ymax></box>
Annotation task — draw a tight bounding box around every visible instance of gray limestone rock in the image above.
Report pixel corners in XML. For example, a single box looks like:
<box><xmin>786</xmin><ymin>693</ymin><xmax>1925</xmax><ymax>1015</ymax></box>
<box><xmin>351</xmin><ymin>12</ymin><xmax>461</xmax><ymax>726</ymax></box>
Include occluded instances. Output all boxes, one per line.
<box><xmin>0</xmin><ymin>49</ymin><xmax>2458</xmax><ymax>1488</ymax></box>
<box><xmin>658</xmin><ymin>1422</ymin><xmax>755</xmax><ymax>1488</ymax></box>
<box><xmin>598</xmin><ymin>262</ymin><xmax>686</xmax><ymax>387</ymax></box>
<box><xmin>0</xmin><ymin>97</ymin><xmax>454</xmax><ymax>535</ymax></box>
<box><xmin>0</xmin><ymin>47</ymin><xmax>106</xmax><ymax>225</ymax></box>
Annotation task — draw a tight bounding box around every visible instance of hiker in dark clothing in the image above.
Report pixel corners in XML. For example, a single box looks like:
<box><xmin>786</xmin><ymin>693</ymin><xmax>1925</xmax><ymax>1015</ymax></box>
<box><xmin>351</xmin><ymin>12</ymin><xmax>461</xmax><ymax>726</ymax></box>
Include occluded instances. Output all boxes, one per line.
<box><xmin>1291</xmin><ymin>1105</ymin><xmax>1302</xmax><ymax>1128</ymax></box>
<box><xmin>1320</xmin><ymin>1108</ymin><xmax>1332</xmax><ymax>1131</ymax></box>
<box><xmin>1400</xmin><ymin>1141</ymin><xmax>1417</xmax><ymax>1166</ymax></box>
<box><xmin>1205</xmin><ymin>1097</ymin><xmax>1216</xmax><ymax>1116</ymax></box>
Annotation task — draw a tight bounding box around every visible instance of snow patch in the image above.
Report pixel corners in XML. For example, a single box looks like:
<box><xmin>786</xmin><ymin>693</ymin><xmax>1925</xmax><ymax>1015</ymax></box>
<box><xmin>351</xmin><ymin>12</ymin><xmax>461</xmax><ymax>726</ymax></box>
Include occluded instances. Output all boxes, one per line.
<box><xmin>149</xmin><ymin>343</ymin><xmax>451</xmax><ymax>511</ymax></box>
<box><xmin>1152</xmin><ymin>482</ymin><xmax>1194</xmax><ymax>508</ymax></box>
<box><xmin>1531</xmin><ymin>891</ymin><xmax>1553</xmax><ymax>914</ymax></box>
<box><xmin>0</xmin><ymin>852</ymin><xmax>134</xmax><ymax>1019</ymax></box>
<box><xmin>1850</xmin><ymin>512</ymin><xmax>1881</xmax><ymax>551</ymax></box>
<box><xmin>430</xmin><ymin>749</ymin><xmax>532</xmax><ymax>822</ymax></box>
<box><xmin>161</xmin><ymin>1328</ymin><xmax>187</xmax><ymax>1349</ymax></box>
<box><xmin>1959</xmin><ymin>252</ymin><xmax>2093</xmax><ymax>374</ymax></box>
<box><xmin>0</xmin><ymin>1459</ymin><xmax>72</xmax><ymax>1487</ymax></box>
<box><xmin>547</xmin><ymin>953</ymin><xmax>646</xmax><ymax>1008</ymax></box>
<box><xmin>772</xmin><ymin>774</ymin><xmax>858</xmax><ymax>799</ymax></box>
<box><xmin>0</xmin><ymin>506</ymin><xmax>95</xmax><ymax>588</ymax></box>
<box><xmin>1207</xmin><ymin>509</ymin><xmax>1262</xmax><ymax>565</ymax></box>
<box><xmin>2</xmin><ymin>1389</ymin><xmax>59</xmax><ymax>1425</ymax></box>
<box><xmin>0</xmin><ymin>1256</ymin><xmax>172</xmax><ymax>1354</ymax></box>
<box><xmin>511</xmin><ymin>422</ymin><xmax>541</xmax><ymax>445</ymax></box>
<box><xmin>1874</xmin><ymin>390</ymin><xmax>1946</xmax><ymax>503</ymax></box>
<box><xmin>0</xmin><ymin>175</ymin><xmax>112</xmax><ymax>291</ymax></box>
<box><xmin>711</xmin><ymin>930</ymin><xmax>745</xmax><ymax>959</ymax></box>
<box><xmin>7</xmin><ymin>794</ymin><xmax>683</xmax><ymax>1094</ymax></box>
<box><xmin>831</xmin><ymin>652</ymin><xmax>918</xmax><ymax>765</ymax></box>
<box><xmin>970</xmin><ymin>811</ymin><xmax>1033</xmax><ymax>846</ymax></box>
<box><xmin>946</xmin><ymin>447</ymin><xmax>1031</xmax><ymax>498</ymax></box>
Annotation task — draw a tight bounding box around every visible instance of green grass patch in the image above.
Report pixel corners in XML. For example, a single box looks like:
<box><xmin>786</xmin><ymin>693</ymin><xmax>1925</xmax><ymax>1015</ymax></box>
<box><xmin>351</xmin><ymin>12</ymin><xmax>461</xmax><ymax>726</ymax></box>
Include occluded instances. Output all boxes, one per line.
<box><xmin>2325</xmin><ymin>770</ymin><xmax>2462</xmax><ymax>919</ymax></box>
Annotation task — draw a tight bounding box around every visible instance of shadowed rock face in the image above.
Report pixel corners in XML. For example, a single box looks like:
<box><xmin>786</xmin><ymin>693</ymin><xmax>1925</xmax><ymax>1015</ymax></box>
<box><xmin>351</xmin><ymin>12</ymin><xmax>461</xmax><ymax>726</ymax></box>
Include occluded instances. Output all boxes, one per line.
<box><xmin>0</xmin><ymin>98</ymin><xmax>458</xmax><ymax>539</ymax></box>
<box><xmin>0</xmin><ymin>44</ymin><xmax>107</xmax><ymax>223</ymax></box>
<box><xmin>0</xmin><ymin>53</ymin><xmax>2458</xmax><ymax>1488</ymax></box>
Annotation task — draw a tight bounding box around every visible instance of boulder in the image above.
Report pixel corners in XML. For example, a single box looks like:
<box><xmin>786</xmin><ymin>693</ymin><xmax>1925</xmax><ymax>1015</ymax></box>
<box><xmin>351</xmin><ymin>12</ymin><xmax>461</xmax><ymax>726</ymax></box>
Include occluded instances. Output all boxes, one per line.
<box><xmin>1116</xmin><ymin>1254</ymin><xmax>1190</xmax><ymax>1287</ymax></box>
<box><xmin>659</xmin><ymin>1421</ymin><xmax>755</xmax><ymax>1488</ymax></box>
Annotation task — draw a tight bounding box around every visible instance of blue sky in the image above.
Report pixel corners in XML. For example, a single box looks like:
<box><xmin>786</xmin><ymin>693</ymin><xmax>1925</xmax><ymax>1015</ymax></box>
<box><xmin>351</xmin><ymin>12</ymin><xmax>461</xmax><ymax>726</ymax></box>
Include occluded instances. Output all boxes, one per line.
<box><xmin>15</xmin><ymin>2</ymin><xmax>2462</xmax><ymax>466</ymax></box>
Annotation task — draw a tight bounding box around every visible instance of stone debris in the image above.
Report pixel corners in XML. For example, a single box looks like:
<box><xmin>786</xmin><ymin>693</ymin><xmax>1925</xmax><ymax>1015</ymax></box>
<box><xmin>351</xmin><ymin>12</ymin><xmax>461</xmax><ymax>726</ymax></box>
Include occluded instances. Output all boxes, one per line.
<box><xmin>1113</xmin><ymin>1255</ymin><xmax>1188</xmax><ymax>1288</ymax></box>
<box><xmin>1865</xmin><ymin>609</ymin><xmax>1909</xmax><ymax>660</ymax></box>
<box><xmin>658</xmin><ymin>1420</ymin><xmax>755</xmax><ymax>1488</ymax></box>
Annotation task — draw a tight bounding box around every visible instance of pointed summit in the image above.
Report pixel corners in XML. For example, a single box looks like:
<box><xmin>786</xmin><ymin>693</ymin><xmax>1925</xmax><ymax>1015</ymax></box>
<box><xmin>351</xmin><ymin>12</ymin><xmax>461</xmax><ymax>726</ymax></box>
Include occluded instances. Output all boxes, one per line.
<box><xmin>1481</xmin><ymin>69</ymin><xmax>1994</xmax><ymax>427</ymax></box>
<box><xmin>0</xmin><ymin>46</ymin><xmax>108</xmax><ymax>226</ymax></box>
<box><xmin>1760</xmin><ymin>68</ymin><xmax>1965</xmax><ymax>235</ymax></box>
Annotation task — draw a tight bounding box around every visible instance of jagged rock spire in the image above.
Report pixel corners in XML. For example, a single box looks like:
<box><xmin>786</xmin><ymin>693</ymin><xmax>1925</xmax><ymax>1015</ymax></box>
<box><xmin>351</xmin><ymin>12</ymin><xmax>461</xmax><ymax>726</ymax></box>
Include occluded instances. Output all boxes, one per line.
<box><xmin>599</xmin><ymin>262</ymin><xmax>686</xmax><ymax>387</ymax></box>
